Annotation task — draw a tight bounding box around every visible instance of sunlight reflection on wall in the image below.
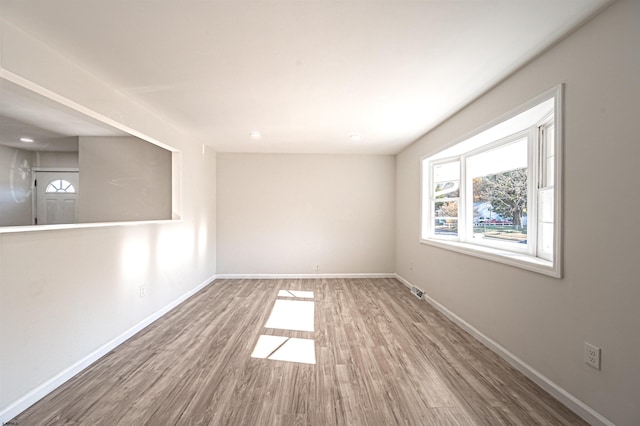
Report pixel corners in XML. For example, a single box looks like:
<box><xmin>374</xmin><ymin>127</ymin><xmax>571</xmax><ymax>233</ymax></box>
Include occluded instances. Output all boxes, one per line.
<box><xmin>197</xmin><ymin>221</ymin><xmax>208</xmax><ymax>261</ymax></box>
<box><xmin>120</xmin><ymin>236</ymin><xmax>150</xmax><ymax>286</ymax></box>
<box><xmin>156</xmin><ymin>225</ymin><xmax>195</xmax><ymax>270</ymax></box>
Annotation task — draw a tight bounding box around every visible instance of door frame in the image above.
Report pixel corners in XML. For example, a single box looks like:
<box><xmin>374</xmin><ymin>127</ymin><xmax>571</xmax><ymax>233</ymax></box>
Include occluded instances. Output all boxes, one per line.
<box><xmin>32</xmin><ymin>167</ymin><xmax>79</xmax><ymax>225</ymax></box>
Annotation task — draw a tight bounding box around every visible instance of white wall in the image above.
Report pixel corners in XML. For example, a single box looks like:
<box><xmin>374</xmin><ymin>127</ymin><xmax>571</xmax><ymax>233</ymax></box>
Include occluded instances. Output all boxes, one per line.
<box><xmin>34</xmin><ymin>150</ymin><xmax>78</xmax><ymax>168</ymax></box>
<box><xmin>0</xmin><ymin>19</ymin><xmax>216</xmax><ymax>420</ymax></box>
<box><xmin>217</xmin><ymin>153</ymin><xmax>395</xmax><ymax>274</ymax></box>
<box><xmin>395</xmin><ymin>1</ymin><xmax>639</xmax><ymax>425</ymax></box>
<box><xmin>78</xmin><ymin>136</ymin><xmax>172</xmax><ymax>223</ymax></box>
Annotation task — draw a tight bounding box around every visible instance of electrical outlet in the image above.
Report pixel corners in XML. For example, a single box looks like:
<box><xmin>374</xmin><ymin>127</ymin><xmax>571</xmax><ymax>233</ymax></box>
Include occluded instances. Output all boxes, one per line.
<box><xmin>314</xmin><ymin>264</ymin><xmax>320</xmax><ymax>272</ymax></box>
<box><xmin>584</xmin><ymin>342</ymin><xmax>601</xmax><ymax>370</ymax></box>
<box><xmin>409</xmin><ymin>262</ymin><xmax>414</xmax><ymax>271</ymax></box>
<box><xmin>139</xmin><ymin>285</ymin><xmax>146</xmax><ymax>298</ymax></box>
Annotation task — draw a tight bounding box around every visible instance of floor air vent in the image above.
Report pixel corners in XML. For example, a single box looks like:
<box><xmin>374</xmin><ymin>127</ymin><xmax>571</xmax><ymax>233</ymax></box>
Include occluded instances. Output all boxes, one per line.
<box><xmin>410</xmin><ymin>286</ymin><xmax>424</xmax><ymax>300</ymax></box>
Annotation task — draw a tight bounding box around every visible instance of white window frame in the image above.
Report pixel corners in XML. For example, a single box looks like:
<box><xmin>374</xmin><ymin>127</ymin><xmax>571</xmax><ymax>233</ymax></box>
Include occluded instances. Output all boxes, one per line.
<box><xmin>420</xmin><ymin>85</ymin><xmax>563</xmax><ymax>278</ymax></box>
<box><xmin>428</xmin><ymin>158</ymin><xmax>461</xmax><ymax>241</ymax></box>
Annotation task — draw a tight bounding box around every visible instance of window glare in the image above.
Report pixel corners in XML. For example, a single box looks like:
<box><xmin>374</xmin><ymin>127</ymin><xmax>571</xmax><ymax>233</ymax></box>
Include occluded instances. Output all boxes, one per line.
<box><xmin>545</xmin><ymin>125</ymin><xmax>555</xmax><ymax>187</ymax></box>
<box><xmin>467</xmin><ymin>138</ymin><xmax>528</xmax><ymax>178</ymax></box>
<box><xmin>539</xmin><ymin>188</ymin><xmax>554</xmax><ymax>222</ymax></box>
<box><xmin>540</xmin><ymin>223</ymin><xmax>554</xmax><ymax>255</ymax></box>
<box><xmin>433</xmin><ymin>161</ymin><xmax>459</xmax><ymax>182</ymax></box>
<box><xmin>433</xmin><ymin>162</ymin><xmax>460</xmax><ymax>200</ymax></box>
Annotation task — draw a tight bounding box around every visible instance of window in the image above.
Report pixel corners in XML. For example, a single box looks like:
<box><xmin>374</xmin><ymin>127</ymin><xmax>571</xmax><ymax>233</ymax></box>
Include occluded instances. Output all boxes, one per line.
<box><xmin>45</xmin><ymin>179</ymin><xmax>76</xmax><ymax>194</ymax></box>
<box><xmin>421</xmin><ymin>86</ymin><xmax>562</xmax><ymax>277</ymax></box>
<box><xmin>432</xmin><ymin>161</ymin><xmax>460</xmax><ymax>237</ymax></box>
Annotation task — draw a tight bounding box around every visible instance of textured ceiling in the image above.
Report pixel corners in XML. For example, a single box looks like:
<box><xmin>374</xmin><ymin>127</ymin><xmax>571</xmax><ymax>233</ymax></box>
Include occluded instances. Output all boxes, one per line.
<box><xmin>0</xmin><ymin>0</ymin><xmax>611</xmax><ymax>154</ymax></box>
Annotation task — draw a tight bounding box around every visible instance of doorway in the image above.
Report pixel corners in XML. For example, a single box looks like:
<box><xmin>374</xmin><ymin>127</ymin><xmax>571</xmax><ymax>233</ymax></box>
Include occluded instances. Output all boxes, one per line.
<box><xmin>34</xmin><ymin>170</ymin><xmax>79</xmax><ymax>225</ymax></box>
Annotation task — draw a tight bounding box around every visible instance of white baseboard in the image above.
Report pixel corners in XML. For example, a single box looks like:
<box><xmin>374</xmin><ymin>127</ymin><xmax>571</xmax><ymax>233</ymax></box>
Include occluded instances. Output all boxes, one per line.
<box><xmin>215</xmin><ymin>273</ymin><xmax>396</xmax><ymax>280</ymax></box>
<box><xmin>393</xmin><ymin>274</ymin><xmax>615</xmax><ymax>426</ymax></box>
<box><xmin>0</xmin><ymin>274</ymin><xmax>216</xmax><ymax>425</ymax></box>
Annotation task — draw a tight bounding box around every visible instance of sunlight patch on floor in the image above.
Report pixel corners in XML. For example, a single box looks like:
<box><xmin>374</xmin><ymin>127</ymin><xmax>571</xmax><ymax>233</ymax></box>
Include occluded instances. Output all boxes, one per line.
<box><xmin>277</xmin><ymin>290</ymin><xmax>314</xmax><ymax>299</ymax></box>
<box><xmin>251</xmin><ymin>288</ymin><xmax>317</xmax><ymax>365</ymax></box>
<box><xmin>251</xmin><ymin>335</ymin><xmax>316</xmax><ymax>365</ymax></box>
<box><xmin>265</xmin><ymin>299</ymin><xmax>314</xmax><ymax>332</ymax></box>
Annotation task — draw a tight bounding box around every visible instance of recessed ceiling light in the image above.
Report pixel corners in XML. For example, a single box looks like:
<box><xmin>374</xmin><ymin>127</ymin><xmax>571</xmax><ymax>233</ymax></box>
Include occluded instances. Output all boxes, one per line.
<box><xmin>349</xmin><ymin>133</ymin><xmax>361</xmax><ymax>141</ymax></box>
<box><xmin>249</xmin><ymin>131</ymin><xmax>261</xmax><ymax>139</ymax></box>
<box><xmin>20</xmin><ymin>137</ymin><xmax>34</xmax><ymax>143</ymax></box>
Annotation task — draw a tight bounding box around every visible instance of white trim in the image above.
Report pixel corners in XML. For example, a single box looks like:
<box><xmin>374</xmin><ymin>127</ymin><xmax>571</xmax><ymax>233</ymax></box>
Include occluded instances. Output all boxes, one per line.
<box><xmin>0</xmin><ymin>218</ymin><xmax>182</xmax><ymax>234</ymax></box>
<box><xmin>420</xmin><ymin>85</ymin><xmax>563</xmax><ymax>278</ymax></box>
<box><xmin>552</xmin><ymin>87</ymin><xmax>564</xmax><ymax>277</ymax></box>
<box><xmin>393</xmin><ymin>273</ymin><xmax>615</xmax><ymax>426</ymax></box>
<box><xmin>419</xmin><ymin>238</ymin><xmax>559</xmax><ymax>278</ymax></box>
<box><xmin>32</xmin><ymin>167</ymin><xmax>79</xmax><ymax>172</ymax></box>
<box><xmin>393</xmin><ymin>274</ymin><xmax>413</xmax><ymax>289</ymax></box>
<box><xmin>0</xmin><ymin>274</ymin><xmax>216</xmax><ymax>425</ymax></box>
<box><xmin>214</xmin><ymin>273</ymin><xmax>396</xmax><ymax>280</ymax></box>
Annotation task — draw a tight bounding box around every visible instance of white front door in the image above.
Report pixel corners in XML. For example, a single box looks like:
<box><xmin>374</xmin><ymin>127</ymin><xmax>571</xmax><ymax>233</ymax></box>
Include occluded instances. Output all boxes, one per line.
<box><xmin>35</xmin><ymin>171</ymin><xmax>79</xmax><ymax>225</ymax></box>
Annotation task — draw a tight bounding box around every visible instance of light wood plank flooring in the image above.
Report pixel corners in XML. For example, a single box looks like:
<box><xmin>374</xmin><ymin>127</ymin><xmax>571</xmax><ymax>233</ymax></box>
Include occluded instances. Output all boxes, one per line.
<box><xmin>10</xmin><ymin>278</ymin><xmax>586</xmax><ymax>425</ymax></box>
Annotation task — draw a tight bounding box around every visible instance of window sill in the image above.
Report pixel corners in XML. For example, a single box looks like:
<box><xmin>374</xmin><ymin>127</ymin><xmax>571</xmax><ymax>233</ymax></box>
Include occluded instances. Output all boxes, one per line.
<box><xmin>420</xmin><ymin>238</ymin><xmax>560</xmax><ymax>278</ymax></box>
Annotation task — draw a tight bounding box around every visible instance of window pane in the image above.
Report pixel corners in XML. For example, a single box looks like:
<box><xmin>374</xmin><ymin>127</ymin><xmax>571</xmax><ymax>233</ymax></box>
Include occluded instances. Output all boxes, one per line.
<box><xmin>434</xmin><ymin>201</ymin><xmax>458</xmax><ymax>236</ymax></box>
<box><xmin>544</xmin><ymin>124</ymin><xmax>555</xmax><ymax>187</ymax></box>
<box><xmin>546</xmin><ymin>157</ymin><xmax>554</xmax><ymax>187</ymax></box>
<box><xmin>433</xmin><ymin>162</ymin><xmax>460</xmax><ymax>198</ymax></box>
<box><xmin>469</xmin><ymin>140</ymin><xmax>528</xmax><ymax>246</ymax></box>
<box><xmin>539</xmin><ymin>223</ymin><xmax>554</xmax><ymax>256</ymax></box>
<box><xmin>546</xmin><ymin>124</ymin><xmax>555</xmax><ymax>156</ymax></box>
<box><xmin>539</xmin><ymin>188</ymin><xmax>554</xmax><ymax>222</ymax></box>
<box><xmin>433</xmin><ymin>161</ymin><xmax>459</xmax><ymax>182</ymax></box>
<box><xmin>467</xmin><ymin>138</ymin><xmax>527</xmax><ymax>178</ymax></box>
<box><xmin>435</xmin><ymin>181</ymin><xmax>459</xmax><ymax>199</ymax></box>
<box><xmin>45</xmin><ymin>179</ymin><xmax>76</xmax><ymax>194</ymax></box>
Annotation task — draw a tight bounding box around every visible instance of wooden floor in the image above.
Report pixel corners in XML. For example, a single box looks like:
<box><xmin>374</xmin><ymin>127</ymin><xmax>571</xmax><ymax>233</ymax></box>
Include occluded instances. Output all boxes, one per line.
<box><xmin>11</xmin><ymin>278</ymin><xmax>586</xmax><ymax>425</ymax></box>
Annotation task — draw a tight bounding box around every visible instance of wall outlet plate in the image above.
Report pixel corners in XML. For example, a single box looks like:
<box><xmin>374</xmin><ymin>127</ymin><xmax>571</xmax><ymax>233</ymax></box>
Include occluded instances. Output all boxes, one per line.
<box><xmin>584</xmin><ymin>342</ymin><xmax>601</xmax><ymax>370</ymax></box>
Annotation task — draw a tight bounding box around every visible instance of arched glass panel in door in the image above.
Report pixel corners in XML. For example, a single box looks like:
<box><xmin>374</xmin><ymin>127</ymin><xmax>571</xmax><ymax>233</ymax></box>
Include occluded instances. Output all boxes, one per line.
<box><xmin>45</xmin><ymin>179</ymin><xmax>77</xmax><ymax>194</ymax></box>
